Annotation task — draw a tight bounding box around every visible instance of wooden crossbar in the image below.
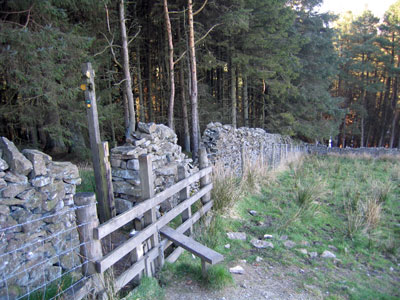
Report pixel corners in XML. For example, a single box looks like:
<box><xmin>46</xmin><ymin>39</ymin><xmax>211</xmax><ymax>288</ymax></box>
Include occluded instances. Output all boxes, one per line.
<box><xmin>94</xmin><ymin>166</ymin><xmax>212</xmax><ymax>240</ymax></box>
<box><xmin>96</xmin><ymin>183</ymin><xmax>213</xmax><ymax>273</ymax></box>
<box><xmin>160</xmin><ymin>226</ymin><xmax>223</xmax><ymax>265</ymax></box>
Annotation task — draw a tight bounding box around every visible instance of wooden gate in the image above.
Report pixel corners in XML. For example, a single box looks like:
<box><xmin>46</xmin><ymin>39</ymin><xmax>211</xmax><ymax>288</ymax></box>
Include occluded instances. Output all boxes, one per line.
<box><xmin>74</xmin><ymin>148</ymin><xmax>222</xmax><ymax>296</ymax></box>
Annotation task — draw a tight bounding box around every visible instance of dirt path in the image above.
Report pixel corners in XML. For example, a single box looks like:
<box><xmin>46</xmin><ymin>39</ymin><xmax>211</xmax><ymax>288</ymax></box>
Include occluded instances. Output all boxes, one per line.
<box><xmin>164</xmin><ymin>261</ymin><xmax>321</xmax><ymax>300</ymax></box>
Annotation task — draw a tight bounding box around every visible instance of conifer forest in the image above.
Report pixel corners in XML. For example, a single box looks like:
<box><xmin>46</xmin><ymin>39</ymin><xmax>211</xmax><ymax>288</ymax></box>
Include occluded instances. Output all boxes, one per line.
<box><xmin>1</xmin><ymin>0</ymin><xmax>399</xmax><ymax>159</ymax></box>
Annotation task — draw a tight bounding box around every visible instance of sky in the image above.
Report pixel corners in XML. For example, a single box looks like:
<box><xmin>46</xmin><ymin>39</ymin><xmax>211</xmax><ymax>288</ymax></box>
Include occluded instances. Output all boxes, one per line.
<box><xmin>318</xmin><ymin>0</ymin><xmax>397</xmax><ymax>20</ymax></box>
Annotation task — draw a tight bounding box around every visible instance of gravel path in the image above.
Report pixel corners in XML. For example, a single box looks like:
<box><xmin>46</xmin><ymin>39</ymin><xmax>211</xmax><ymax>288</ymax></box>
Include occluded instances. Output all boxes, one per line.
<box><xmin>164</xmin><ymin>262</ymin><xmax>321</xmax><ymax>300</ymax></box>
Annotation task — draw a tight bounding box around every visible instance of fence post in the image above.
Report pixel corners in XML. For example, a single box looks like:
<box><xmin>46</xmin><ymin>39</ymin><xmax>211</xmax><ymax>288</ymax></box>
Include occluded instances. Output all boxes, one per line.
<box><xmin>259</xmin><ymin>144</ymin><xmax>264</xmax><ymax>166</ymax></box>
<box><xmin>81</xmin><ymin>62</ymin><xmax>114</xmax><ymax>223</ymax></box>
<box><xmin>199</xmin><ymin>148</ymin><xmax>211</xmax><ymax>204</ymax></box>
<box><xmin>271</xmin><ymin>143</ymin><xmax>275</xmax><ymax>169</ymax></box>
<box><xmin>139</xmin><ymin>154</ymin><xmax>160</xmax><ymax>276</ymax></box>
<box><xmin>74</xmin><ymin>192</ymin><xmax>105</xmax><ymax>295</ymax></box>
<box><xmin>241</xmin><ymin>143</ymin><xmax>246</xmax><ymax>177</ymax></box>
<box><xmin>178</xmin><ymin>165</ymin><xmax>192</xmax><ymax>235</ymax></box>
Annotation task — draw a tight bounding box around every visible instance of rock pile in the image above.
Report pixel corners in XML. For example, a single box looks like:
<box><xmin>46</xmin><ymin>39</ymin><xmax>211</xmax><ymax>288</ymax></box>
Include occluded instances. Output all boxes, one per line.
<box><xmin>0</xmin><ymin>137</ymin><xmax>81</xmax><ymax>297</ymax></box>
<box><xmin>202</xmin><ymin>123</ymin><xmax>292</xmax><ymax>174</ymax></box>
<box><xmin>110</xmin><ymin>123</ymin><xmax>193</xmax><ymax>214</ymax></box>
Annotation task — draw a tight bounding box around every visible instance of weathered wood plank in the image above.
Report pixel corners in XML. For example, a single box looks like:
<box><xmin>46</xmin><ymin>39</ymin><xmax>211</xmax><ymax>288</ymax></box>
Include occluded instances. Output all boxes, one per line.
<box><xmin>94</xmin><ymin>166</ymin><xmax>212</xmax><ymax>240</ymax></box>
<box><xmin>160</xmin><ymin>226</ymin><xmax>223</xmax><ymax>264</ymax></box>
<box><xmin>114</xmin><ymin>200</ymin><xmax>214</xmax><ymax>291</ymax></box>
<box><xmin>96</xmin><ymin>184</ymin><xmax>212</xmax><ymax>273</ymax></box>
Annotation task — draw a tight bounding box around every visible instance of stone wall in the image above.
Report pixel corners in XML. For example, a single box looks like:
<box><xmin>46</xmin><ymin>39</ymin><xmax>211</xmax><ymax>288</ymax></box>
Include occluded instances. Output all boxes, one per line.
<box><xmin>110</xmin><ymin>123</ymin><xmax>194</xmax><ymax>214</ymax></box>
<box><xmin>307</xmin><ymin>145</ymin><xmax>400</xmax><ymax>157</ymax></box>
<box><xmin>0</xmin><ymin>137</ymin><xmax>81</xmax><ymax>298</ymax></box>
<box><xmin>202</xmin><ymin>123</ymin><xmax>294</xmax><ymax>174</ymax></box>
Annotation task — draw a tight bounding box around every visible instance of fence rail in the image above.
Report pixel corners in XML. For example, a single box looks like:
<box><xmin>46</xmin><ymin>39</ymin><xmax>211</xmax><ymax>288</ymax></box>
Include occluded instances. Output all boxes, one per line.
<box><xmin>73</xmin><ymin>149</ymin><xmax>213</xmax><ymax>296</ymax></box>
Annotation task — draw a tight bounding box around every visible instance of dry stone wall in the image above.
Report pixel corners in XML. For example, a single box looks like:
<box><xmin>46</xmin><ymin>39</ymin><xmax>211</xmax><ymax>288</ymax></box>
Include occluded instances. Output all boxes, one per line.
<box><xmin>110</xmin><ymin>123</ymin><xmax>194</xmax><ymax>215</ymax></box>
<box><xmin>202</xmin><ymin>123</ymin><xmax>294</xmax><ymax>174</ymax></box>
<box><xmin>307</xmin><ymin>145</ymin><xmax>400</xmax><ymax>156</ymax></box>
<box><xmin>0</xmin><ymin>137</ymin><xmax>81</xmax><ymax>298</ymax></box>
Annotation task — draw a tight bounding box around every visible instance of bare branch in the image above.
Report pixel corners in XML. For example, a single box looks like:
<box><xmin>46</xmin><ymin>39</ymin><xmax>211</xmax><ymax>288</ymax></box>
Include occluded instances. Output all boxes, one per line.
<box><xmin>128</xmin><ymin>27</ymin><xmax>141</xmax><ymax>45</ymax></box>
<box><xmin>174</xmin><ymin>23</ymin><xmax>221</xmax><ymax>65</ymax></box>
<box><xmin>193</xmin><ymin>0</ymin><xmax>208</xmax><ymax>16</ymax></box>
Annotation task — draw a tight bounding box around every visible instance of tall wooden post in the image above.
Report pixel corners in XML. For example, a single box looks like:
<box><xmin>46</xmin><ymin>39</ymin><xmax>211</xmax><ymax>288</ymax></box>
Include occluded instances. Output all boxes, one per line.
<box><xmin>199</xmin><ymin>148</ymin><xmax>211</xmax><ymax>204</ymax></box>
<box><xmin>271</xmin><ymin>143</ymin><xmax>275</xmax><ymax>169</ymax></box>
<box><xmin>74</xmin><ymin>193</ymin><xmax>105</xmax><ymax>295</ymax></box>
<box><xmin>139</xmin><ymin>154</ymin><xmax>160</xmax><ymax>276</ymax></box>
<box><xmin>241</xmin><ymin>144</ymin><xmax>246</xmax><ymax>177</ymax></box>
<box><xmin>178</xmin><ymin>165</ymin><xmax>192</xmax><ymax>235</ymax></box>
<box><xmin>81</xmin><ymin>62</ymin><xmax>115</xmax><ymax>223</ymax></box>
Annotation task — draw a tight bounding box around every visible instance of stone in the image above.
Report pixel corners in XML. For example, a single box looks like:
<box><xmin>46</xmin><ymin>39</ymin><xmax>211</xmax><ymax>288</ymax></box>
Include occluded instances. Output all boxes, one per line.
<box><xmin>308</xmin><ymin>251</ymin><xmax>318</xmax><ymax>258</ymax></box>
<box><xmin>42</xmin><ymin>198</ymin><xmax>61</xmax><ymax>212</ymax></box>
<box><xmin>0</xmin><ymin>171</ymin><xmax>5</xmax><ymax>178</ymax></box>
<box><xmin>138</xmin><ymin>122</ymin><xmax>157</xmax><ymax>134</ymax></box>
<box><xmin>46</xmin><ymin>266</ymin><xmax>62</xmax><ymax>282</ymax></box>
<box><xmin>127</xmin><ymin>159</ymin><xmax>140</xmax><ymax>170</ymax></box>
<box><xmin>255</xmin><ymin>256</ymin><xmax>263</xmax><ymax>262</ymax></box>
<box><xmin>112</xmin><ymin>168</ymin><xmax>140</xmax><ymax>180</ymax></box>
<box><xmin>21</xmin><ymin>149</ymin><xmax>50</xmax><ymax>177</ymax></box>
<box><xmin>1</xmin><ymin>183</ymin><xmax>27</xmax><ymax>198</ymax></box>
<box><xmin>280</xmin><ymin>235</ymin><xmax>288</xmax><ymax>241</ymax></box>
<box><xmin>47</xmin><ymin>161</ymin><xmax>79</xmax><ymax>181</ymax></box>
<box><xmin>110</xmin><ymin>158</ymin><xmax>122</xmax><ymax>168</ymax></box>
<box><xmin>298</xmin><ymin>248</ymin><xmax>308</xmax><ymax>255</ymax></box>
<box><xmin>4</xmin><ymin>172</ymin><xmax>28</xmax><ymax>184</ymax></box>
<box><xmin>227</xmin><ymin>232</ymin><xmax>247</xmax><ymax>241</ymax></box>
<box><xmin>283</xmin><ymin>240</ymin><xmax>296</xmax><ymax>249</ymax></box>
<box><xmin>40</xmin><ymin>180</ymin><xmax>65</xmax><ymax>201</ymax></box>
<box><xmin>250</xmin><ymin>238</ymin><xmax>274</xmax><ymax>249</ymax></box>
<box><xmin>64</xmin><ymin>177</ymin><xmax>81</xmax><ymax>185</ymax></box>
<box><xmin>0</xmin><ymin>178</ymin><xmax>5</xmax><ymax>189</ymax></box>
<box><xmin>328</xmin><ymin>245</ymin><xmax>338</xmax><ymax>251</ymax></box>
<box><xmin>0</xmin><ymin>197</ymin><xmax>25</xmax><ymax>206</ymax></box>
<box><xmin>0</xmin><ymin>137</ymin><xmax>33</xmax><ymax>175</ymax></box>
<box><xmin>111</xmin><ymin>146</ymin><xmax>147</xmax><ymax>159</ymax></box>
<box><xmin>263</xmin><ymin>234</ymin><xmax>273</xmax><ymax>239</ymax></box>
<box><xmin>249</xmin><ymin>210</ymin><xmax>257</xmax><ymax>216</ymax></box>
<box><xmin>224</xmin><ymin>244</ymin><xmax>231</xmax><ymax>249</ymax></box>
<box><xmin>133</xmin><ymin>138</ymin><xmax>146</xmax><ymax>146</ymax></box>
<box><xmin>63</xmin><ymin>194</ymin><xmax>74</xmax><ymax>206</ymax></box>
<box><xmin>321</xmin><ymin>250</ymin><xmax>336</xmax><ymax>258</ymax></box>
<box><xmin>25</xmin><ymin>191</ymin><xmax>46</xmax><ymax>210</ymax></box>
<box><xmin>31</xmin><ymin>176</ymin><xmax>53</xmax><ymax>187</ymax></box>
<box><xmin>64</xmin><ymin>183</ymin><xmax>76</xmax><ymax>194</ymax></box>
<box><xmin>0</xmin><ymin>205</ymin><xmax>9</xmax><ymax>215</ymax></box>
<box><xmin>115</xmin><ymin>198</ymin><xmax>133</xmax><ymax>214</ymax></box>
<box><xmin>156</xmin><ymin>164</ymin><xmax>177</xmax><ymax>176</ymax></box>
<box><xmin>113</xmin><ymin>181</ymin><xmax>141</xmax><ymax>197</ymax></box>
<box><xmin>229</xmin><ymin>265</ymin><xmax>245</xmax><ymax>274</ymax></box>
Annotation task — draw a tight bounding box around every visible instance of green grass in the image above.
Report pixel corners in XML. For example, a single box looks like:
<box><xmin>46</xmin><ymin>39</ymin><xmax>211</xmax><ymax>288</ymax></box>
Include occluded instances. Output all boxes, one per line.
<box><xmin>20</xmin><ymin>274</ymin><xmax>74</xmax><ymax>300</ymax></box>
<box><xmin>76</xmin><ymin>168</ymin><xmax>95</xmax><ymax>193</ymax></box>
<box><xmin>189</xmin><ymin>154</ymin><xmax>400</xmax><ymax>299</ymax></box>
<box><xmin>123</xmin><ymin>277</ymin><xmax>164</xmax><ymax>300</ymax></box>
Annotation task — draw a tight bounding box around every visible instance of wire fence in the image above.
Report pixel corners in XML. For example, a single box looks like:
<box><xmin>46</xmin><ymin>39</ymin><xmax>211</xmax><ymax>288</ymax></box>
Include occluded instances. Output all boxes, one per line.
<box><xmin>0</xmin><ymin>203</ymin><xmax>94</xmax><ymax>300</ymax></box>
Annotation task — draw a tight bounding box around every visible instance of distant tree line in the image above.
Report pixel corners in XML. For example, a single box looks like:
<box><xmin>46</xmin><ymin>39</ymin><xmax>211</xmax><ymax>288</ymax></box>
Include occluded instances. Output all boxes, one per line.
<box><xmin>0</xmin><ymin>0</ymin><xmax>399</xmax><ymax>160</ymax></box>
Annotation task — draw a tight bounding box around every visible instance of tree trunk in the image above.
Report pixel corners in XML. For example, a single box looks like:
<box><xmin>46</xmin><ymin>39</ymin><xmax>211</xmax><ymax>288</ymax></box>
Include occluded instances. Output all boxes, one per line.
<box><xmin>188</xmin><ymin>0</ymin><xmax>199</xmax><ymax>161</ymax></box>
<box><xmin>243</xmin><ymin>73</ymin><xmax>249</xmax><ymax>127</ymax></box>
<box><xmin>164</xmin><ymin>0</ymin><xmax>175</xmax><ymax>130</ymax></box>
<box><xmin>136</xmin><ymin>42</ymin><xmax>145</xmax><ymax>122</ymax></box>
<box><xmin>119</xmin><ymin>0</ymin><xmax>135</xmax><ymax>140</ymax></box>
<box><xmin>389</xmin><ymin>58</ymin><xmax>399</xmax><ymax>148</ymax></box>
<box><xmin>178</xmin><ymin>23</ymin><xmax>190</xmax><ymax>153</ymax></box>
<box><xmin>229</xmin><ymin>53</ymin><xmax>237</xmax><ymax>129</ymax></box>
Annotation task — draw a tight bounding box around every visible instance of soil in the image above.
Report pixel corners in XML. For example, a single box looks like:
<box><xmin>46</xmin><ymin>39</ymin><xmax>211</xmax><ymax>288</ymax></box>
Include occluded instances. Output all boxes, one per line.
<box><xmin>164</xmin><ymin>261</ymin><xmax>321</xmax><ymax>300</ymax></box>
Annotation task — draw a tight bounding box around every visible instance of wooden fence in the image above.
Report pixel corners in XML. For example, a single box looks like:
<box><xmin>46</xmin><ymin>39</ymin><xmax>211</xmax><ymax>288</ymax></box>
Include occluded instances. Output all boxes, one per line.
<box><xmin>73</xmin><ymin>148</ymin><xmax>217</xmax><ymax>298</ymax></box>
